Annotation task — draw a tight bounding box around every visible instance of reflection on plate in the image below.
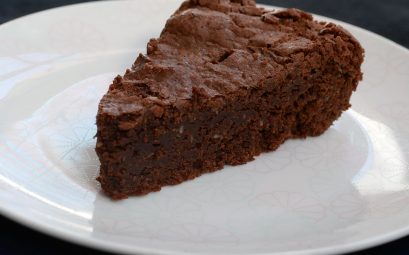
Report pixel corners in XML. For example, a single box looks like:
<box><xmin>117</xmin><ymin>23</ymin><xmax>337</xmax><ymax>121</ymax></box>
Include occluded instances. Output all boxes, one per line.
<box><xmin>0</xmin><ymin>0</ymin><xmax>409</xmax><ymax>254</ymax></box>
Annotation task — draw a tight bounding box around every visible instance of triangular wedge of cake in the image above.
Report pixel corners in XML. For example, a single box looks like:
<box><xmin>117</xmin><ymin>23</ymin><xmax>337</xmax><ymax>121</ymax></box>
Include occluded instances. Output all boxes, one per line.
<box><xmin>96</xmin><ymin>0</ymin><xmax>364</xmax><ymax>199</ymax></box>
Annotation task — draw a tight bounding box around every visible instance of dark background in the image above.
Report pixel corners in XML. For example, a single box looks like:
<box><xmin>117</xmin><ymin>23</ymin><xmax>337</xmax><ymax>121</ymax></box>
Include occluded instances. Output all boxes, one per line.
<box><xmin>1</xmin><ymin>0</ymin><xmax>409</xmax><ymax>254</ymax></box>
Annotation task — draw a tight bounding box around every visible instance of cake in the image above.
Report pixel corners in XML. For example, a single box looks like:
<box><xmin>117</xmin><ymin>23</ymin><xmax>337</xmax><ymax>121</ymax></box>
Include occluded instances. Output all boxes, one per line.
<box><xmin>95</xmin><ymin>0</ymin><xmax>364</xmax><ymax>199</ymax></box>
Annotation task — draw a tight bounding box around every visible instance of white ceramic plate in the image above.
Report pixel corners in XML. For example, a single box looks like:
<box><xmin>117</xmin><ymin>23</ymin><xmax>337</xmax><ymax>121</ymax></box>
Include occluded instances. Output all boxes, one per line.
<box><xmin>1</xmin><ymin>1</ymin><xmax>409</xmax><ymax>254</ymax></box>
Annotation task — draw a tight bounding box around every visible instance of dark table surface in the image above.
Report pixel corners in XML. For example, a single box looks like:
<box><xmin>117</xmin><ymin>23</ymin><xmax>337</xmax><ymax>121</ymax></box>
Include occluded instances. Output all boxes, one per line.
<box><xmin>1</xmin><ymin>1</ymin><xmax>409</xmax><ymax>255</ymax></box>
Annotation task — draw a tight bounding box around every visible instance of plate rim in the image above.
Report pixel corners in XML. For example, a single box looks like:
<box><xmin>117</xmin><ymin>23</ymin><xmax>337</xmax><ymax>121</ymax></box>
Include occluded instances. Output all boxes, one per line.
<box><xmin>1</xmin><ymin>1</ymin><xmax>409</xmax><ymax>254</ymax></box>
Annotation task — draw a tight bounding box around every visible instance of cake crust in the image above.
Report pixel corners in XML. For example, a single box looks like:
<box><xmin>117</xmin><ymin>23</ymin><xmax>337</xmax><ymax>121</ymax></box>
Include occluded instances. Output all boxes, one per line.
<box><xmin>96</xmin><ymin>0</ymin><xmax>364</xmax><ymax>199</ymax></box>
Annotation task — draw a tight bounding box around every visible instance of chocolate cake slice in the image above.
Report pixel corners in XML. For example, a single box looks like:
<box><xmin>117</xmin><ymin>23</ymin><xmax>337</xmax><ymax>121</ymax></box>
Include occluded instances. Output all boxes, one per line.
<box><xmin>96</xmin><ymin>0</ymin><xmax>364</xmax><ymax>199</ymax></box>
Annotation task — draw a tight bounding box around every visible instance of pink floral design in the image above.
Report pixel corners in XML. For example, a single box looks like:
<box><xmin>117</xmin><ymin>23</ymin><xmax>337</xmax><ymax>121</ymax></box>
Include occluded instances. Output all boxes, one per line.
<box><xmin>330</xmin><ymin>192</ymin><xmax>367</xmax><ymax>219</ymax></box>
<box><xmin>249</xmin><ymin>191</ymin><xmax>325</xmax><ymax>221</ymax></box>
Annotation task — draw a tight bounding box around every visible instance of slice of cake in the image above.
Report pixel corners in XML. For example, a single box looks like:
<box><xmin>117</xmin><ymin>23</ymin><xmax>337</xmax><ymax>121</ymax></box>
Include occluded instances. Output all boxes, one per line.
<box><xmin>96</xmin><ymin>0</ymin><xmax>364</xmax><ymax>199</ymax></box>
